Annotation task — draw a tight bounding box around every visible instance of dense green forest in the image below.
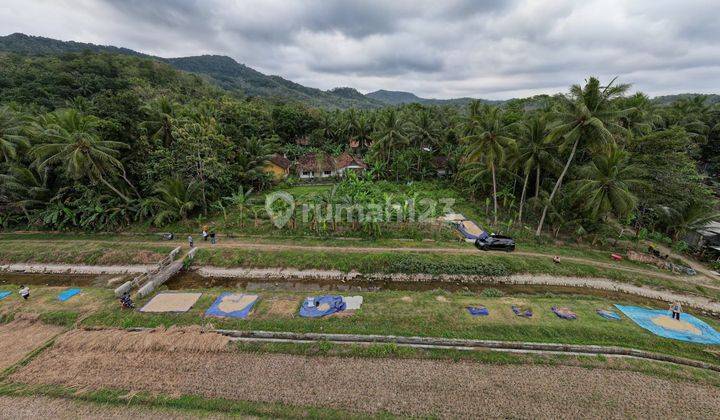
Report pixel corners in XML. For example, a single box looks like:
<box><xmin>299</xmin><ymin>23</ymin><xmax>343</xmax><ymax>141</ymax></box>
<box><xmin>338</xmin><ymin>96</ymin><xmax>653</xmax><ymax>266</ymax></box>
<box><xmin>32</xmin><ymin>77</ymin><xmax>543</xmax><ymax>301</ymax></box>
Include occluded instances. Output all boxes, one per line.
<box><xmin>0</xmin><ymin>49</ymin><xmax>718</xmax><ymax>244</ymax></box>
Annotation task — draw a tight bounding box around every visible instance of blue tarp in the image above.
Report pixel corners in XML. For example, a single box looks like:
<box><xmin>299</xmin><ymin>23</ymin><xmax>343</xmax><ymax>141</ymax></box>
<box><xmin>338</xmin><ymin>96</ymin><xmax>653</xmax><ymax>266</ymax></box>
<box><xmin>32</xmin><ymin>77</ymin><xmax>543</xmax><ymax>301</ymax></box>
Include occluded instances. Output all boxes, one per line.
<box><xmin>456</xmin><ymin>221</ymin><xmax>488</xmax><ymax>240</ymax></box>
<box><xmin>0</xmin><ymin>291</ymin><xmax>11</xmax><ymax>301</ymax></box>
<box><xmin>596</xmin><ymin>309</ymin><xmax>621</xmax><ymax>321</ymax></box>
<box><xmin>466</xmin><ymin>305</ymin><xmax>489</xmax><ymax>316</ymax></box>
<box><xmin>615</xmin><ymin>304</ymin><xmax>720</xmax><ymax>345</ymax></box>
<box><xmin>58</xmin><ymin>288</ymin><xmax>81</xmax><ymax>302</ymax></box>
<box><xmin>205</xmin><ymin>293</ymin><xmax>258</xmax><ymax>319</ymax></box>
<box><xmin>300</xmin><ymin>295</ymin><xmax>346</xmax><ymax>318</ymax></box>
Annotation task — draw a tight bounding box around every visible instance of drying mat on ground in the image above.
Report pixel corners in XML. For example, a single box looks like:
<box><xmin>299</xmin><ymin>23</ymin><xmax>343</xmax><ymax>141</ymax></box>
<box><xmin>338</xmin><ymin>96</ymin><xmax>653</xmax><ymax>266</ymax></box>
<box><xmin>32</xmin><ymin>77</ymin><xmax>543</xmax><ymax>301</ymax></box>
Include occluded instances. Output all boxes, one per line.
<box><xmin>58</xmin><ymin>288</ymin><xmax>81</xmax><ymax>302</ymax></box>
<box><xmin>140</xmin><ymin>293</ymin><xmax>202</xmax><ymax>313</ymax></box>
<box><xmin>205</xmin><ymin>293</ymin><xmax>258</xmax><ymax>319</ymax></box>
<box><xmin>0</xmin><ymin>291</ymin><xmax>10</xmax><ymax>301</ymax></box>
<box><xmin>342</xmin><ymin>296</ymin><xmax>363</xmax><ymax>310</ymax></box>
<box><xmin>597</xmin><ymin>309</ymin><xmax>621</xmax><ymax>321</ymax></box>
<box><xmin>512</xmin><ymin>305</ymin><xmax>532</xmax><ymax>318</ymax></box>
<box><xmin>300</xmin><ymin>295</ymin><xmax>346</xmax><ymax>318</ymax></box>
<box><xmin>466</xmin><ymin>305</ymin><xmax>489</xmax><ymax>316</ymax></box>
<box><xmin>552</xmin><ymin>306</ymin><xmax>577</xmax><ymax>320</ymax></box>
<box><xmin>615</xmin><ymin>304</ymin><xmax>720</xmax><ymax>345</ymax></box>
<box><xmin>456</xmin><ymin>220</ymin><xmax>487</xmax><ymax>240</ymax></box>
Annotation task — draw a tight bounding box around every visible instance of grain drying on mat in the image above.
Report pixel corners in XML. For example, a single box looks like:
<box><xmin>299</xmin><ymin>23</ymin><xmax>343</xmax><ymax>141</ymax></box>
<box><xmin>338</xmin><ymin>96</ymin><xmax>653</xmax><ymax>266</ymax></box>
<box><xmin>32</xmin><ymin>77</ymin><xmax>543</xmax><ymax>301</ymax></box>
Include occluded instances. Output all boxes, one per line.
<box><xmin>12</xmin><ymin>329</ymin><xmax>720</xmax><ymax>418</ymax></box>
<box><xmin>0</xmin><ymin>315</ymin><xmax>64</xmax><ymax>370</ymax></box>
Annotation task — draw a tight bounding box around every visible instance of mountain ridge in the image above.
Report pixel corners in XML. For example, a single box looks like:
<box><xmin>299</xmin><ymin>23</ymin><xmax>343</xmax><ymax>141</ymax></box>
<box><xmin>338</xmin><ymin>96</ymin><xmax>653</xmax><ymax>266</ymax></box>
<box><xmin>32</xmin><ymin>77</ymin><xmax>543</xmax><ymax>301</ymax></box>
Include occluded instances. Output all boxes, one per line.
<box><xmin>1</xmin><ymin>33</ymin><xmax>718</xmax><ymax>109</ymax></box>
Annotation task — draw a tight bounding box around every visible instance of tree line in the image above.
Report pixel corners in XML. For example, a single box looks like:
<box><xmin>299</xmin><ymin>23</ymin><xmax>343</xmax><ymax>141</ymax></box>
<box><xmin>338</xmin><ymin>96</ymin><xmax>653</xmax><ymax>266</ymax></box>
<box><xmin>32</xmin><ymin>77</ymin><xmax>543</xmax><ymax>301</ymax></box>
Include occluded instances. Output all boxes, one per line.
<box><xmin>0</xmin><ymin>51</ymin><xmax>718</xmax><ymax>242</ymax></box>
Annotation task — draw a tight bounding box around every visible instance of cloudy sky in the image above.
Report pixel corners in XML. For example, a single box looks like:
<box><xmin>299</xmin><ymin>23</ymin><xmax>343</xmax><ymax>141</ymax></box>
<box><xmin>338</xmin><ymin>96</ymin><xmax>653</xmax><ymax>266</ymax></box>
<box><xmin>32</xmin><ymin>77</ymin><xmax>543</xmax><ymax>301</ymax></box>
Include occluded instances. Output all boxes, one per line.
<box><xmin>2</xmin><ymin>0</ymin><xmax>719</xmax><ymax>99</ymax></box>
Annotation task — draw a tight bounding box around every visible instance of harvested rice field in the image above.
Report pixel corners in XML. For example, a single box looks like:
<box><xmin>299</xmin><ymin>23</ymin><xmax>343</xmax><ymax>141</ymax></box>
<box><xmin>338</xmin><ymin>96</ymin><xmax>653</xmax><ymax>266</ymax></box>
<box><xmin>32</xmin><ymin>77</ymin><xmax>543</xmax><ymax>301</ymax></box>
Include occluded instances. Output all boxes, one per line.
<box><xmin>10</xmin><ymin>329</ymin><xmax>720</xmax><ymax>418</ymax></box>
<box><xmin>0</xmin><ymin>317</ymin><xmax>64</xmax><ymax>370</ymax></box>
<box><xmin>0</xmin><ymin>396</ymin><xmax>229</xmax><ymax>419</ymax></box>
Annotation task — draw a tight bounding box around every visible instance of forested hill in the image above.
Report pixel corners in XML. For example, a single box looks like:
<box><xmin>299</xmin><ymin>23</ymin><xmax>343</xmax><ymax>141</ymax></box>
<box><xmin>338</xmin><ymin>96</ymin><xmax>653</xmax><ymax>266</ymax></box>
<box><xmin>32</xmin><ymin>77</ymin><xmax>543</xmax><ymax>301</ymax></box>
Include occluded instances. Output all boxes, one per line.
<box><xmin>2</xmin><ymin>33</ymin><xmax>718</xmax><ymax>110</ymax></box>
<box><xmin>0</xmin><ymin>33</ymin><xmax>382</xmax><ymax>109</ymax></box>
<box><xmin>366</xmin><ymin>89</ymin><xmax>502</xmax><ymax>107</ymax></box>
<box><xmin>652</xmin><ymin>94</ymin><xmax>720</xmax><ymax>106</ymax></box>
<box><xmin>165</xmin><ymin>55</ymin><xmax>384</xmax><ymax>109</ymax></box>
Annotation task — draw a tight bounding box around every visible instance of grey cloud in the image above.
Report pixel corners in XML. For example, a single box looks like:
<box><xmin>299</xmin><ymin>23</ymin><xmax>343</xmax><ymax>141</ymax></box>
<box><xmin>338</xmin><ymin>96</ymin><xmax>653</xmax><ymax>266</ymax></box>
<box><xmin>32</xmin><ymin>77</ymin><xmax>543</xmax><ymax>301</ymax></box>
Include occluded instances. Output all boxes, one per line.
<box><xmin>4</xmin><ymin>0</ymin><xmax>720</xmax><ymax>99</ymax></box>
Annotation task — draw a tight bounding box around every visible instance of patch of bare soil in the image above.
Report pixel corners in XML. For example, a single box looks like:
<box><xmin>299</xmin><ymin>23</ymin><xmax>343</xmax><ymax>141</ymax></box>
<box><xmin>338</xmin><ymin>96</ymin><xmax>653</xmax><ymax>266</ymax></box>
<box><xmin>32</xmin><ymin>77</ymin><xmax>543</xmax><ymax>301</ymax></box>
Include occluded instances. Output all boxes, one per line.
<box><xmin>262</xmin><ymin>297</ymin><xmax>298</xmax><ymax>317</ymax></box>
<box><xmin>11</xmin><ymin>329</ymin><xmax>720</xmax><ymax>418</ymax></box>
<box><xmin>0</xmin><ymin>396</ymin><xmax>230</xmax><ymax>419</ymax></box>
<box><xmin>0</xmin><ymin>316</ymin><xmax>64</xmax><ymax>370</ymax></box>
<box><xmin>400</xmin><ymin>296</ymin><xmax>413</xmax><ymax>303</ymax></box>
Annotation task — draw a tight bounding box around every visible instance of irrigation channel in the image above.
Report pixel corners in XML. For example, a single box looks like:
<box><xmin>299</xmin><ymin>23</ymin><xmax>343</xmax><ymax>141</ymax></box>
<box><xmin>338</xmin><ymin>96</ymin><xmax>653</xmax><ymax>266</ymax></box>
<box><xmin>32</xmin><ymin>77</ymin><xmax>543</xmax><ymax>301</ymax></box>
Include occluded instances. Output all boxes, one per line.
<box><xmin>0</xmin><ymin>268</ymin><xmax>710</xmax><ymax>316</ymax></box>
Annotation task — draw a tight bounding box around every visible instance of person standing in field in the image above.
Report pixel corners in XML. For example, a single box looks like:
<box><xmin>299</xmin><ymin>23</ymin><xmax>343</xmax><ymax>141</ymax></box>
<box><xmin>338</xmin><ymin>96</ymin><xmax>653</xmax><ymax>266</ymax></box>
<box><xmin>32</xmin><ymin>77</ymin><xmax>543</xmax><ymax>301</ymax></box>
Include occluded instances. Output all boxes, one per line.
<box><xmin>19</xmin><ymin>285</ymin><xmax>30</xmax><ymax>300</ymax></box>
<box><xmin>670</xmin><ymin>302</ymin><xmax>682</xmax><ymax>320</ymax></box>
<box><xmin>202</xmin><ymin>225</ymin><xmax>209</xmax><ymax>242</ymax></box>
<box><xmin>188</xmin><ymin>235</ymin><xmax>194</xmax><ymax>248</ymax></box>
<box><xmin>210</xmin><ymin>230</ymin><xmax>216</xmax><ymax>245</ymax></box>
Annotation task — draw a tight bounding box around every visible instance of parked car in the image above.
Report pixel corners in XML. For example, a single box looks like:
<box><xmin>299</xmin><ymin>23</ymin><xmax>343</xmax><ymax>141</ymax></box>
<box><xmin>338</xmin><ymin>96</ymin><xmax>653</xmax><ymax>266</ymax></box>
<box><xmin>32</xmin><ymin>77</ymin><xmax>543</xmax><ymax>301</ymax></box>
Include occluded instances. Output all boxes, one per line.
<box><xmin>474</xmin><ymin>234</ymin><xmax>516</xmax><ymax>252</ymax></box>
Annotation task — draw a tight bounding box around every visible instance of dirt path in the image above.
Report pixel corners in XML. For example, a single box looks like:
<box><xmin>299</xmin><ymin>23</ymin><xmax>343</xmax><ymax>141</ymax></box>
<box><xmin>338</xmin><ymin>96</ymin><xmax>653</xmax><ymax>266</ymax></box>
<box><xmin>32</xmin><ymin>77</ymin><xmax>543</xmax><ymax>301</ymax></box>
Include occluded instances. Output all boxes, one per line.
<box><xmin>11</xmin><ymin>330</ymin><xmax>720</xmax><ymax>419</ymax></box>
<box><xmin>15</xmin><ymin>238</ymin><xmax>711</xmax><ymax>286</ymax></box>
<box><xmin>0</xmin><ymin>396</ymin><xmax>229</xmax><ymax>419</ymax></box>
<box><xmin>650</xmin><ymin>241</ymin><xmax>720</xmax><ymax>282</ymax></box>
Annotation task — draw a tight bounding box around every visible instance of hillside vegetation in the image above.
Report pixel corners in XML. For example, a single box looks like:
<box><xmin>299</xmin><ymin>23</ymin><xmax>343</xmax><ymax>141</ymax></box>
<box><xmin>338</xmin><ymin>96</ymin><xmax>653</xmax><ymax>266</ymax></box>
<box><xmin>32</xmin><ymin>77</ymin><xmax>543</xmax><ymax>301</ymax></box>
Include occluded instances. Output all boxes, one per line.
<box><xmin>0</xmin><ymin>43</ymin><xmax>717</xmax><ymax>254</ymax></box>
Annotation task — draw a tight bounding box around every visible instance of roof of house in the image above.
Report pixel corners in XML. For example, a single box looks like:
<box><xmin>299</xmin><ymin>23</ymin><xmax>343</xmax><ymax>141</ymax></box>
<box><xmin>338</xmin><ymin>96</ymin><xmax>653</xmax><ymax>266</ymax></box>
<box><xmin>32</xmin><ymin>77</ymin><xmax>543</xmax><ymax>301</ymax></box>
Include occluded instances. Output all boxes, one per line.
<box><xmin>335</xmin><ymin>152</ymin><xmax>367</xmax><ymax>170</ymax></box>
<box><xmin>431</xmin><ymin>156</ymin><xmax>449</xmax><ymax>169</ymax></box>
<box><xmin>697</xmin><ymin>221</ymin><xmax>720</xmax><ymax>237</ymax></box>
<box><xmin>296</xmin><ymin>153</ymin><xmax>335</xmax><ymax>172</ymax></box>
<box><xmin>268</xmin><ymin>154</ymin><xmax>291</xmax><ymax>170</ymax></box>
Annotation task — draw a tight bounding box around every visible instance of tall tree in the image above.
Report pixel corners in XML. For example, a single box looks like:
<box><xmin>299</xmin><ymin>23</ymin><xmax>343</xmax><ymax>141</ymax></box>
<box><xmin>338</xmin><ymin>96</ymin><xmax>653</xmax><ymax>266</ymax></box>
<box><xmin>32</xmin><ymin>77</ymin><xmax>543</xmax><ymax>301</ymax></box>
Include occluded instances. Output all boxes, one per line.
<box><xmin>463</xmin><ymin>105</ymin><xmax>517</xmax><ymax>225</ymax></box>
<box><xmin>513</xmin><ymin>114</ymin><xmax>557</xmax><ymax>224</ymax></box>
<box><xmin>369</xmin><ymin>109</ymin><xmax>409</xmax><ymax>180</ymax></box>
<box><xmin>141</xmin><ymin>97</ymin><xmax>178</xmax><ymax>146</ymax></box>
<box><xmin>31</xmin><ymin>109</ymin><xmax>136</xmax><ymax>202</ymax></box>
<box><xmin>571</xmin><ymin>146</ymin><xmax>643</xmax><ymax>221</ymax></box>
<box><xmin>0</xmin><ymin>106</ymin><xmax>31</xmax><ymax>162</ymax></box>
<box><xmin>535</xmin><ymin>77</ymin><xmax>629</xmax><ymax>235</ymax></box>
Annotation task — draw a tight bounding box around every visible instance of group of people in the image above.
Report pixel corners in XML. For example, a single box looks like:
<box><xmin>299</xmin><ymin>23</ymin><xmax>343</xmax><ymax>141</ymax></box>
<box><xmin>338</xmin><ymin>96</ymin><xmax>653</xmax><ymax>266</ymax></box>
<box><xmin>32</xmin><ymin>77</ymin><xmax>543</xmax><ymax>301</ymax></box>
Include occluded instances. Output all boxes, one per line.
<box><xmin>188</xmin><ymin>226</ymin><xmax>217</xmax><ymax>248</ymax></box>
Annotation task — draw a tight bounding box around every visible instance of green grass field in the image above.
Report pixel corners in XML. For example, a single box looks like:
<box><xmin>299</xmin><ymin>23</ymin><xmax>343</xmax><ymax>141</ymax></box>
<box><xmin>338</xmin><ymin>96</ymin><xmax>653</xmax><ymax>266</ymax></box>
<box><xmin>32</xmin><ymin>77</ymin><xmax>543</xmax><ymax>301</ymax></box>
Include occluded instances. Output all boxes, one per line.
<box><xmin>20</xmin><ymin>284</ymin><xmax>707</xmax><ymax>365</ymax></box>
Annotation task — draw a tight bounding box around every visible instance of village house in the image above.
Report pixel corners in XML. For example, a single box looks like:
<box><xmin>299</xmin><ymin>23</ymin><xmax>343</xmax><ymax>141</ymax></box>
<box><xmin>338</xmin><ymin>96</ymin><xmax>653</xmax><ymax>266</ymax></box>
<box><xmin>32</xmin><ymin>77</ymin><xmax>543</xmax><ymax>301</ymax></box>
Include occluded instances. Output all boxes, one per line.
<box><xmin>295</xmin><ymin>152</ymin><xmax>367</xmax><ymax>180</ymax></box>
<box><xmin>263</xmin><ymin>154</ymin><xmax>292</xmax><ymax>181</ymax></box>
<box><xmin>431</xmin><ymin>156</ymin><xmax>450</xmax><ymax>177</ymax></box>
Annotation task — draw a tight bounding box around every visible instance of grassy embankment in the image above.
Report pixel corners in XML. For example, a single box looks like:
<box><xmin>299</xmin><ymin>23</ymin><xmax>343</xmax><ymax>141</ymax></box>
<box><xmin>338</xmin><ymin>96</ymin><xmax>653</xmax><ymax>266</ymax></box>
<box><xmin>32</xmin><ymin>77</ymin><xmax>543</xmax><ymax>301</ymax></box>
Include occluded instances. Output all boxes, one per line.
<box><xmin>0</xmin><ymin>240</ymin><xmax>175</xmax><ymax>265</ymax></box>
<box><xmin>193</xmin><ymin>247</ymin><xmax>720</xmax><ymax>300</ymax></box>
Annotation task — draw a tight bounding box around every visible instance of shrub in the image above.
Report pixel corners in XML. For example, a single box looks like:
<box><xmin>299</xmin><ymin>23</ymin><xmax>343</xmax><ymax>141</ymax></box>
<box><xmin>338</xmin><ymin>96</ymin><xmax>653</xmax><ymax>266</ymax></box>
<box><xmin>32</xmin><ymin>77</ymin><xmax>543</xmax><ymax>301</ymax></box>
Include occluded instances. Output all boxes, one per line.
<box><xmin>481</xmin><ymin>288</ymin><xmax>504</xmax><ymax>297</ymax></box>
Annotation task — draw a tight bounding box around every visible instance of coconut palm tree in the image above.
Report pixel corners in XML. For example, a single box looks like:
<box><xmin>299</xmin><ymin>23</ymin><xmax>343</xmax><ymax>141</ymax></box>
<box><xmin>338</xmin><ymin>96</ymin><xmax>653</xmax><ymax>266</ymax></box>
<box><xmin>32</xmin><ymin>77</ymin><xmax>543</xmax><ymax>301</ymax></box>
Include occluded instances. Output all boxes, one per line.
<box><xmin>0</xmin><ymin>106</ymin><xmax>31</xmax><ymax>162</ymax></box>
<box><xmin>409</xmin><ymin>110</ymin><xmax>441</xmax><ymax>149</ymax></box>
<box><xmin>570</xmin><ymin>146</ymin><xmax>644</xmax><ymax>221</ymax></box>
<box><xmin>618</xmin><ymin>93</ymin><xmax>661</xmax><ymax>139</ymax></box>
<box><xmin>369</xmin><ymin>109</ymin><xmax>409</xmax><ymax>180</ymax></box>
<box><xmin>149</xmin><ymin>177</ymin><xmax>202</xmax><ymax>226</ymax></box>
<box><xmin>31</xmin><ymin>109</ymin><xmax>135</xmax><ymax>202</ymax></box>
<box><xmin>513</xmin><ymin>114</ymin><xmax>558</xmax><ymax>224</ymax></box>
<box><xmin>535</xmin><ymin>77</ymin><xmax>630</xmax><ymax>236</ymax></box>
<box><xmin>462</xmin><ymin>105</ymin><xmax>517</xmax><ymax>225</ymax></box>
<box><xmin>0</xmin><ymin>164</ymin><xmax>50</xmax><ymax>221</ymax></box>
<box><xmin>347</xmin><ymin>110</ymin><xmax>374</xmax><ymax>152</ymax></box>
<box><xmin>141</xmin><ymin>97</ymin><xmax>178</xmax><ymax>146</ymax></box>
<box><xmin>658</xmin><ymin>203</ymin><xmax>720</xmax><ymax>241</ymax></box>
